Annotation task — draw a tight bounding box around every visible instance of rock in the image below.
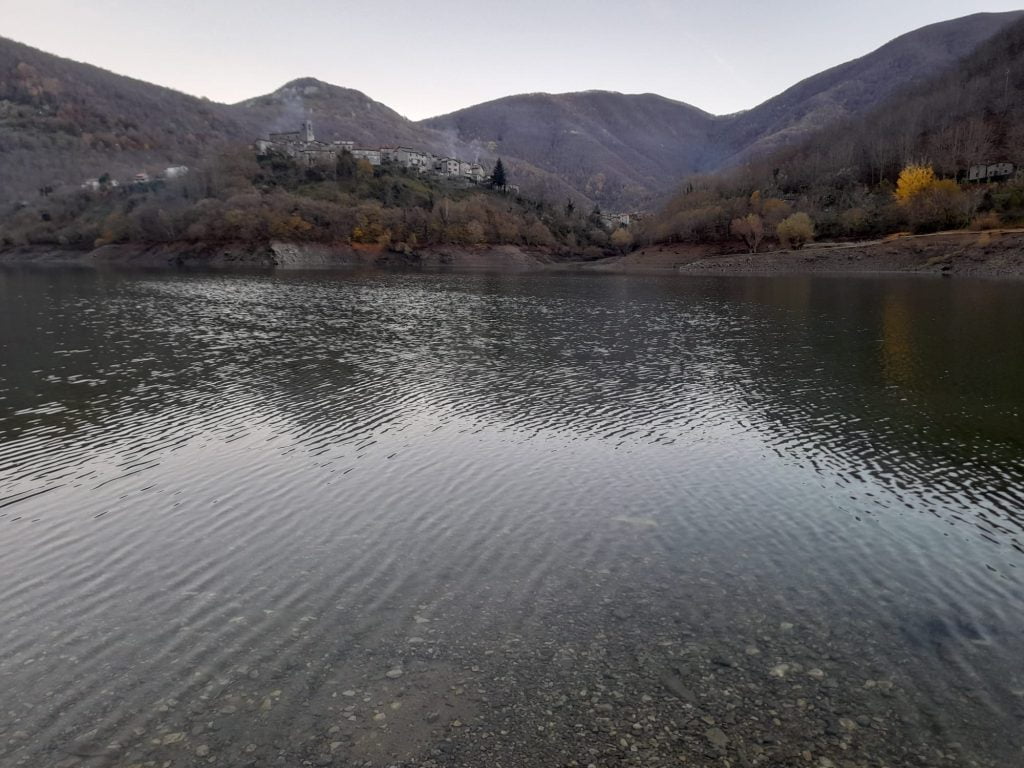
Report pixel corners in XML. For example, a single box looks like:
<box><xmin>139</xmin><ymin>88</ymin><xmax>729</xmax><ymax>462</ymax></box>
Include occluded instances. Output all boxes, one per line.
<box><xmin>161</xmin><ymin>732</ymin><xmax>185</xmax><ymax>745</ymax></box>
<box><xmin>705</xmin><ymin>727</ymin><xmax>729</xmax><ymax>748</ymax></box>
<box><xmin>195</xmin><ymin>745</ymin><xmax>210</xmax><ymax>757</ymax></box>
<box><xmin>385</xmin><ymin>668</ymin><xmax>404</xmax><ymax>679</ymax></box>
<box><xmin>659</xmin><ymin>671</ymin><xmax>696</xmax><ymax>702</ymax></box>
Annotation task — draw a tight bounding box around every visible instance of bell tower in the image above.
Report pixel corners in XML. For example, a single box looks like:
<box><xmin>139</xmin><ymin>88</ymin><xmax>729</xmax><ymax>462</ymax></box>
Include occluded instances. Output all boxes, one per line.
<box><xmin>304</xmin><ymin>119</ymin><xmax>314</xmax><ymax>142</ymax></box>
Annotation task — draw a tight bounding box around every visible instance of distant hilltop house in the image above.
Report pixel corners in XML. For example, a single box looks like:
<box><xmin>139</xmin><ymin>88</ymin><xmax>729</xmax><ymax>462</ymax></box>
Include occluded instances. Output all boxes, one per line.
<box><xmin>968</xmin><ymin>162</ymin><xmax>1016</xmax><ymax>182</ymax></box>
<box><xmin>598</xmin><ymin>211</ymin><xmax>649</xmax><ymax>230</ymax></box>
<box><xmin>601</xmin><ymin>212</ymin><xmax>631</xmax><ymax>229</ymax></box>
<box><xmin>81</xmin><ymin>177</ymin><xmax>119</xmax><ymax>191</ymax></box>
<box><xmin>254</xmin><ymin>121</ymin><xmax>490</xmax><ymax>183</ymax></box>
<box><xmin>80</xmin><ymin>166</ymin><xmax>187</xmax><ymax>192</ymax></box>
<box><xmin>163</xmin><ymin>165</ymin><xmax>190</xmax><ymax>180</ymax></box>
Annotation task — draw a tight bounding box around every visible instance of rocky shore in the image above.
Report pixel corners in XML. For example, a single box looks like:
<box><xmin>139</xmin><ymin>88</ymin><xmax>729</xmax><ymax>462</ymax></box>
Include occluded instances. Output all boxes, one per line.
<box><xmin>0</xmin><ymin>241</ymin><xmax>562</xmax><ymax>272</ymax></box>
<box><xmin>626</xmin><ymin>230</ymin><xmax>1024</xmax><ymax>278</ymax></box>
<box><xmin>4</xmin><ymin>230</ymin><xmax>1024</xmax><ymax>277</ymax></box>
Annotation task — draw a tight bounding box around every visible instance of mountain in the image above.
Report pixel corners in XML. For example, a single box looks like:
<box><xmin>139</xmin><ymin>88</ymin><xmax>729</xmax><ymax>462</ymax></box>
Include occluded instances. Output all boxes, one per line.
<box><xmin>1</xmin><ymin>11</ymin><xmax>1022</xmax><ymax>208</ymax></box>
<box><xmin>232</xmin><ymin>79</ymin><xmax>585</xmax><ymax>204</ymax></box>
<box><xmin>716</xmin><ymin>11</ymin><xmax>1024</xmax><ymax>162</ymax></box>
<box><xmin>0</xmin><ymin>36</ymin><xmax>581</xmax><ymax>205</ymax></box>
<box><xmin>750</xmin><ymin>13</ymin><xmax>1024</xmax><ymax>190</ymax></box>
<box><xmin>421</xmin><ymin>12</ymin><xmax>1024</xmax><ymax>208</ymax></box>
<box><xmin>644</xmin><ymin>15</ymin><xmax>1024</xmax><ymax>247</ymax></box>
<box><xmin>0</xmin><ymin>36</ymin><xmax>246</xmax><ymax>198</ymax></box>
<box><xmin>234</xmin><ymin>78</ymin><xmax>453</xmax><ymax>152</ymax></box>
<box><xmin>421</xmin><ymin>92</ymin><xmax>717</xmax><ymax>210</ymax></box>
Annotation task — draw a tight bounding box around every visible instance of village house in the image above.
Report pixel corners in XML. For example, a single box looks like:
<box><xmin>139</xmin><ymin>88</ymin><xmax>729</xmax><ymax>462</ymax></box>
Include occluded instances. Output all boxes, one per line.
<box><xmin>968</xmin><ymin>162</ymin><xmax>1016</xmax><ymax>182</ymax></box>
<box><xmin>253</xmin><ymin>122</ymin><xmax>493</xmax><ymax>183</ymax></box>
<box><xmin>600</xmin><ymin>212</ymin><xmax>634</xmax><ymax>229</ymax></box>
<box><xmin>255</xmin><ymin>120</ymin><xmax>341</xmax><ymax>168</ymax></box>
<box><xmin>436</xmin><ymin>157</ymin><xmax>461</xmax><ymax>177</ymax></box>
<box><xmin>163</xmin><ymin>165</ymin><xmax>189</xmax><ymax>180</ymax></box>
<box><xmin>462</xmin><ymin>162</ymin><xmax>487</xmax><ymax>183</ymax></box>
<box><xmin>350</xmin><ymin>148</ymin><xmax>382</xmax><ymax>165</ymax></box>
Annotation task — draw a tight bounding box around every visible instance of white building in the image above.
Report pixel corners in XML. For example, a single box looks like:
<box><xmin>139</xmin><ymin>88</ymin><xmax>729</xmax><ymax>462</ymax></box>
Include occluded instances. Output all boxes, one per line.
<box><xmin>437</xmin><ymin>157</ymin><xmax>461</xmax><ymax>177</ymax></box>
<box><xmin>164</xmin><ymin>165</ymin><xmax>189</xmax><ymax>180</ymax></box>
<box><xmin>467</xmin><ymin>163</ymin><xmax>486</xmax><ymax>183</ymax></box>
<box><xmin>969</xmin><ymin>162</ymin><xmax>1016</xmax><ymax>182</ymax></box>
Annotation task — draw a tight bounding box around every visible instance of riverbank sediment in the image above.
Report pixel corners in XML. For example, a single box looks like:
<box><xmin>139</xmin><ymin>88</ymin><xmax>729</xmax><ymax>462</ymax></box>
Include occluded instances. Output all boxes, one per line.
<box><xmin>631</xmin><ymin>230</ymin><xmax>1024</xmax><ymax>278</ymax></box>
<box><xmin>4</xmin><ymin>229</ymin><xmax>1024</xmax><ymax>277</ymax></box>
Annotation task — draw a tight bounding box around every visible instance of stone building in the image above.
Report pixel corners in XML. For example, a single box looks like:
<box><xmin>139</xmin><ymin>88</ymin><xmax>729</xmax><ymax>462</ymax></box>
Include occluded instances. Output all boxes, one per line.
<box><xmin>968</xmin><ymin>162</ymin><xmax>1016</xmax><ymax>182</ymax></box>
<box><xmin>254</xmin><ymin>123</ymin><xmax>494</xmax><ymax>183</ymax></box>
<box><xmin>351</xmin><ymin>148</ymin><xmax>382</xmax><ymax>166</ymax></box>
<box><xmin>256</xmin><ymin>121</ymin><xmax>342</xmax><ymax>168</ymax></box>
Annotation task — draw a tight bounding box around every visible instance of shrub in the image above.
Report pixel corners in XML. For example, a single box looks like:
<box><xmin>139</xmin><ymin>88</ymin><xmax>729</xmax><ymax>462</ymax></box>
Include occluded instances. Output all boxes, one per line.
<box><xmin>905</xmin><ymin>180</ymin><xmax>969</xmax><ymax>233</ymax></box>
<box><xmin>730</xmin><ymin>213</ymin><xmax>764</xmax><ymax>253</ymax></box>
<box><xmin>777</xmin><ymin>212</ymin><xmax>815</xmax><ymax>249</ymax></box>
<box><xmin>969</xmin><ymin>212</ymin><xmax>1002</xmax><ymax>231</ymax></box>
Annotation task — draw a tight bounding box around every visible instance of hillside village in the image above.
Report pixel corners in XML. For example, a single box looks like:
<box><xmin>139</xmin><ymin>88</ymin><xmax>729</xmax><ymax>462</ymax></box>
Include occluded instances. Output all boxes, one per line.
<box><xmin>253</xmin><ymin>120</ymin><xmax>519</xmax><ymax>192</ymax></box>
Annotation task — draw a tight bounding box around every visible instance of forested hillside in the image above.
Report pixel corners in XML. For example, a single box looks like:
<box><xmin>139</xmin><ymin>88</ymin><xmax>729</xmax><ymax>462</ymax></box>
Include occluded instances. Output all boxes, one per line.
<box><xmin>643</xmin><ymin>16</ymin><xmax>1024</xmax><ymax>248</ymax></box>
<box><xmin>712</xmin><ymin>11</ymin><xmax>1024</xmax><ymax>163</ymax></box>
<box><xmin>0</xmin><ymin>149</ymin><xmax>625</xmax><ymax>257</ymax></box>
<box><xmin>422</xmin><ymin>92</ymin><xmax>717</xmax><ymax>210</ymax></box>
<box><xmin>0</xmin><ymin>37</ymin><xmax>244</xmax><ymax>198</ymax></box>
<box><xmin>1</xmin><ymin>11</ymin><xmax>1022</xmax><ymax>212</ymax></box>
<box><xmin>421</xmin><ymin>12</ymin><xmax>1023</xmax><ymax>208</ymax></box>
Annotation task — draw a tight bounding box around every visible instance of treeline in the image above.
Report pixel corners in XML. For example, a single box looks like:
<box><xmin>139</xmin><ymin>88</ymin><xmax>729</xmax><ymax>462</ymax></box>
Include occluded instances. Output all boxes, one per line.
<box><xmin>641</xmin><ymin>17</ymin><xmax>1024</xmax><ymax>249</ymax></box>
<box><xmin>0</xmin><ymin>149</ymin><xmax>629</xmax><ymax>256</ymax></box>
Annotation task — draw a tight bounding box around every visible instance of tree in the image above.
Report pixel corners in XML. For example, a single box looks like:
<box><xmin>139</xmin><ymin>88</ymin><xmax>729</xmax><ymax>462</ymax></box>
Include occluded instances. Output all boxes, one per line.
<box><xmin>777</xmin><ymin>212</ymin><xmax>815</xmax><ymax>249</ymax></box>
<box><xmin>610</xmin><ymin>227</ymin><xmax>632</xmax><ymax>251</ymax></box>
<box><xmin>490</xmin><ymin>159</ymin><xmax>507</xmax><ymax>189</ymax></box>
<box><xmin>905</xmin><ymin>180</ymin><xmax>969</xmax><ymax>233</ymax></box>
<box><xmin>730</xmin><ymin>213</ymin><xmax>764</xmax><ymax>253</ymax></box>
<box><xmin>895</xmin><ymin>164</ymin><xmax>938</xmax><ymax>204</ymax></box>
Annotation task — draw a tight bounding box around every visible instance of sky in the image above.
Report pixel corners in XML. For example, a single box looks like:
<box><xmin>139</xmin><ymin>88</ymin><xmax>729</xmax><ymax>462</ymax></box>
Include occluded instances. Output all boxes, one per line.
<box><xmin>2</xmin><ymin>0</ymin><xmax>1022</xmax><ymax>120</ymax></box>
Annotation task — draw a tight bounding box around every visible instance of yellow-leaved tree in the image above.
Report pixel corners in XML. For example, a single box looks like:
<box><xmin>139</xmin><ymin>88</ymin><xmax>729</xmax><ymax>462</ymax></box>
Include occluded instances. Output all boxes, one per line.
<box><xmin>894</xmin><ymin>164</ymin><xmax>969</xmax><ymax>232</ymax></box>
<box><xmin>895</xmin><ymin>165</ymin><xmax>938</xmax><ymax>204</ymax></box>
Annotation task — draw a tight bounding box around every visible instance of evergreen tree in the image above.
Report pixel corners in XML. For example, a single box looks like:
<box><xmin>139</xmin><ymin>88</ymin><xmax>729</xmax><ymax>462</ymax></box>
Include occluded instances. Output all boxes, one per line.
<box><xmin>490</xmin><ymin>159</ymin><xmax>507</xmax><ymax>189</ymax></box>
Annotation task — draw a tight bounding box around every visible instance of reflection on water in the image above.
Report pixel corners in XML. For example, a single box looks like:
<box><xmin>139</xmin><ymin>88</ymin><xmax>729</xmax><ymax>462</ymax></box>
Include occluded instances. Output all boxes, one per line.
<box><xmin>1</xmin><ymin>268</ymin><xmax>1023</xmax><ymax>767</ymax></box>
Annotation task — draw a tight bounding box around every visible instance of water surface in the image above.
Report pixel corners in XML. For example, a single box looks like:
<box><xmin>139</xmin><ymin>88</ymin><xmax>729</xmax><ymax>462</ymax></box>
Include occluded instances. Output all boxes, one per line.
<box><xmin>1</xmin><ymin>269</ymin><xmax>1022</xmax><ymax>767</ymax></box>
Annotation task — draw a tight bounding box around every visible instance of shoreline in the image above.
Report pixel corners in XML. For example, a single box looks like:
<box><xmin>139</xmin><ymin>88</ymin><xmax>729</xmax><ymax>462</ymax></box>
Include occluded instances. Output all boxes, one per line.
<box><xmin>4</xmin><ymin>230</ymin><xmax>1024</xmax><ymax>278</ymax></box>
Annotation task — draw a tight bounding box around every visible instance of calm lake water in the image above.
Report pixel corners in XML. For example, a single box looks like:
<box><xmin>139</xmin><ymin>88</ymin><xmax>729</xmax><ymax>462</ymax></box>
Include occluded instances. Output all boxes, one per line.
<box><xmin>1</xmin><ymin>268</ymin><xmax>1022</xmax><ymax>768</ymax></box>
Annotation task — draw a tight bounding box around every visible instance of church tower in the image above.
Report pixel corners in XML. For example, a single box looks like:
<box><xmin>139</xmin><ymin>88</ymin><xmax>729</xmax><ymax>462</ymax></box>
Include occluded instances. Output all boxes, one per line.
<box><xmin>304</xmin><ymin>119</ymin><xmax>314</xmax><ymax>142</ymax></box>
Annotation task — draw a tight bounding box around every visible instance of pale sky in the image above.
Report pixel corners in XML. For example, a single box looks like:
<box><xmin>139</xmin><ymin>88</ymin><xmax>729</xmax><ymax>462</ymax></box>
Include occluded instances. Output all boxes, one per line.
<box><xmin>2</xmin><ymin>0</ymin><xmax>1022</xmax><ymax>120</ymax></box>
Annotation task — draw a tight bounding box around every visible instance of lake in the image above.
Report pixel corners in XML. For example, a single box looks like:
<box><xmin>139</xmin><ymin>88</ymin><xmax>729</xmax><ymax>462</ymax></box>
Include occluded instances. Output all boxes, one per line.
<box><xmin>1</xmin><ymin>268</ymin><xmax>1022</xmax><ymax>767</ymax></box>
